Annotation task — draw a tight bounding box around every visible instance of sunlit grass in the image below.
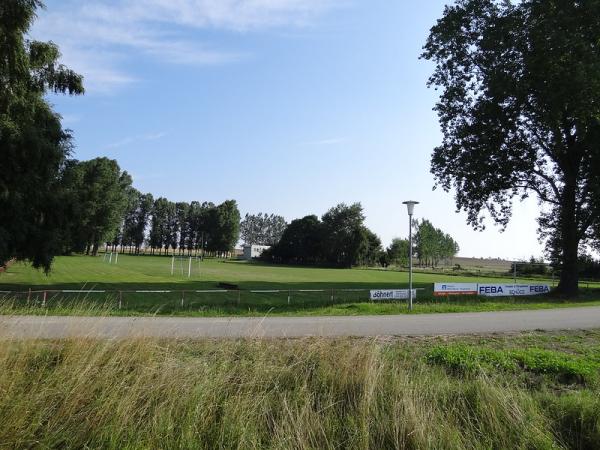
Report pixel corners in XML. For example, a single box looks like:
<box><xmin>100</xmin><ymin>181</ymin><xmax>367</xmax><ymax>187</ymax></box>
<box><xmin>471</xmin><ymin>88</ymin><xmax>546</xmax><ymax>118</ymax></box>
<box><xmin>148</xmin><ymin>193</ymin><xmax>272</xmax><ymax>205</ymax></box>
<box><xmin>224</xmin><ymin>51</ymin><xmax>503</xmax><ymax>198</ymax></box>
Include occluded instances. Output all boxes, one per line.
<box><xmin>1</xmin><ymin>331</ymin><xmax>599</xmax><ymax>448</ymax></box>
<box><xmin>1</xmin><ymin>255</ymin><xmax>598</xmax><ymax>317</ymax></box>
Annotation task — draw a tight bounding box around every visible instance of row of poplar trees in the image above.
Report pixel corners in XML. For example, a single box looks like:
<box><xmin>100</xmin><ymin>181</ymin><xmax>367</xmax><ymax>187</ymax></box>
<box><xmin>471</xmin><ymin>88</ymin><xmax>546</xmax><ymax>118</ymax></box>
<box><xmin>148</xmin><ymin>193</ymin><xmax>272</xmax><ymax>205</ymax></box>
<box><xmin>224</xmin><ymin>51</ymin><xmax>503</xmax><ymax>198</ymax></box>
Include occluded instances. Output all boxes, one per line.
<box><xmin>61</xmin><ymin>157</ymin><xmax>241</xmax><ymax>257</ymax></box>
<box><xmin>383</xmin><ymin>220</ymin><xmax>459</xmax><ymax>268</ymax></box>
<box><xmin>111</xmin><ymin>195</ymin><xmax>240</xmax><ymax>257</ymax></box>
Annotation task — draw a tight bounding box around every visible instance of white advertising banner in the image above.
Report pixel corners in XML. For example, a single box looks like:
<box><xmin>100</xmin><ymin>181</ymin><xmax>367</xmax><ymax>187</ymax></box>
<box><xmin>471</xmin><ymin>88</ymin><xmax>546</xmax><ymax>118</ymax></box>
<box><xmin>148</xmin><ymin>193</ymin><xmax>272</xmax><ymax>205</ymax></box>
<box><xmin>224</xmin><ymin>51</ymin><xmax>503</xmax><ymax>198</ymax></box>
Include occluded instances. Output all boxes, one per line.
<box><xmin>477</xmin><ymin>284</ymin><xmax>551</xmax><ymax>297</ymax></box>
<box><xmin>370</xmin><ymin>289</ymin><xmax>416</xmax><ymax>301</ymax></box>
<box><xmin>434</xmin><ymin>283</ymin><xmax>478</xmax><ymax>296</ymax></box>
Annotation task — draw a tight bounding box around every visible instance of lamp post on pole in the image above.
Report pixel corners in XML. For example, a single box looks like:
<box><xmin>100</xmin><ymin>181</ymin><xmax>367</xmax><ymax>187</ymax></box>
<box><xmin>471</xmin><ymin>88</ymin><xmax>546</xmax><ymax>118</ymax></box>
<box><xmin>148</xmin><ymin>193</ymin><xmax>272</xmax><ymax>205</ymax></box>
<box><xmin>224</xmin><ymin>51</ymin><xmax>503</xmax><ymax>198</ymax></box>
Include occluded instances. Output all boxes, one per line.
<box><xmin>403</xmin><ymin>201</ymin><xmax>419</xmax><ymax>311</ymax></box>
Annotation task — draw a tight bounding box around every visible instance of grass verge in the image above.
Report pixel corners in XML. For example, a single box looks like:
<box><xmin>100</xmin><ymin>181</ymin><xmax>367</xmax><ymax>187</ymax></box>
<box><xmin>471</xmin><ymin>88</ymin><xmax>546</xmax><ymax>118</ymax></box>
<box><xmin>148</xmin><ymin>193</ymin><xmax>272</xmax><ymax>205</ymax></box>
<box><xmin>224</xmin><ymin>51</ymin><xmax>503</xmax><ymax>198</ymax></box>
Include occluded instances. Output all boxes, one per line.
<box><xmin>1</xmin><ymin>293</ymin><xmax>600</xmax><ymax>317</ymax></box>
<box><xmin>1</xmin><ymin>331</ymin><xmax>600</xmax><ymax>448</ymax></box>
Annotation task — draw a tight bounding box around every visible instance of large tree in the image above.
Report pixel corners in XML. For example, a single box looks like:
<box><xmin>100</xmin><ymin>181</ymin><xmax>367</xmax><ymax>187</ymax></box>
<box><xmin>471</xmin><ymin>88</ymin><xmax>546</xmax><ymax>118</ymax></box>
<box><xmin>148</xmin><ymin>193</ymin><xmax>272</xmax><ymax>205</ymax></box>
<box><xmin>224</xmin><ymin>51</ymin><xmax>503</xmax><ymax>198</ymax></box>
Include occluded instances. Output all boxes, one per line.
<box><xmin>63</xmin><ymin>158</ymin><xmax>132</xmax><ymax>255</ymax></box>
<box><xmin>240</xmin><ymin>213</ymin><xmax>287</xmax><ymax>246</ymax></box>
<box><xmin>321</xmin><ymin>203</ymin><xmax>369</xmax><ymax>268</ymax></box>
<box><xmin>132</xmin><ymin>193</ymin><xmax>153</xmax><ymax>254</ymax></box>
<box><xmin>149</xmin><ymin>197</ymin><xmax>170</xmax><ymax>254</ymax></box>
<box><xmin>422</xmin><ymin>0</ymin><xmax>600</xmax><ymax>295</ymax></box>
<box><xmin>0</xmin><ymin>0</ymin><xmax>84</xmax><ymax>271</ymax></box>
<box><xmin>387</xmin><ymin>238</ymin><xmax>410</xmax><ymax>267</ymax></box>
<box><xmin>268</xmin><ymin>215</ymin><xmax>323</xmax><ymax>264</ymax></box>
<box><xmin>206</xmin><ymin>200</ymin><xmax>240</xmax><ymax>254</ymax></box>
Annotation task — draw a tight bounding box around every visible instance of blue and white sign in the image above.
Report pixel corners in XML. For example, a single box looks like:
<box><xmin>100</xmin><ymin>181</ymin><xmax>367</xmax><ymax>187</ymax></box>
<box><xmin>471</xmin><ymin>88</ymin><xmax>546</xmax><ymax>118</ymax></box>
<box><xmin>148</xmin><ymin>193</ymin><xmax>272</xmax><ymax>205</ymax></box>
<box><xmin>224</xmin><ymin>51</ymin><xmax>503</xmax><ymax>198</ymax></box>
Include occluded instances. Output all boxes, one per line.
<box><xmin>370</xmin><ymin>289</ymin><xmax>417</xmax><ymax>300</ymax></box>
<box><xmin>434</xmin><ymin>283</ymin><xmax>478</xmax><ymax>296</ymax></box>
<box><xmin>478</xmin><ymin>284</ymin><xmax>550</xmax><ymax>297</ymax></box>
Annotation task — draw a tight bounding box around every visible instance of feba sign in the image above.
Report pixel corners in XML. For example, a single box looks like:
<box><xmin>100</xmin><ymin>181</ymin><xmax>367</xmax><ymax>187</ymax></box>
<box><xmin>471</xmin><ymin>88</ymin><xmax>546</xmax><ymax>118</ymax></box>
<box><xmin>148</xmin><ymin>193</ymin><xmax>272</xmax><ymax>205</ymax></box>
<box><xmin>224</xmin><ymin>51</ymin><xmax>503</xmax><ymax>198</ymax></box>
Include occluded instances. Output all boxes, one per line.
<box><xmin>478</xmin><ymin>284</ymin><xmax>551</xmax><ymax>297</ymax></box>
<box><xmin>434</xmin><ymin>283</ymin><xmax>478</xmax><ymax>296</ymax></box>
<box><xmin>370</xmin><ymin>289</ymin><xmax>416</xmax><ymax>301</ymax></box>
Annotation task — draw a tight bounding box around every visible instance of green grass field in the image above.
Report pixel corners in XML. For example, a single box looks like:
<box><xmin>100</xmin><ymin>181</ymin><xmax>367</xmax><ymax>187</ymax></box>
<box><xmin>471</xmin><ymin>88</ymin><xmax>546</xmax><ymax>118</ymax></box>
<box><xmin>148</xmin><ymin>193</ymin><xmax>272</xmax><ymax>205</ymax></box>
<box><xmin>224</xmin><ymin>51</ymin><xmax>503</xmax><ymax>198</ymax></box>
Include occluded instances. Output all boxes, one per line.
<box><xmin>1</xmin><ymin>254</ymin><xmax>599</xmax><ymax>316</ymax></box>
<box><xmin>2</xmin><ymin>331</ymin><xmax>600</xmax><ymax>448</ymax></box>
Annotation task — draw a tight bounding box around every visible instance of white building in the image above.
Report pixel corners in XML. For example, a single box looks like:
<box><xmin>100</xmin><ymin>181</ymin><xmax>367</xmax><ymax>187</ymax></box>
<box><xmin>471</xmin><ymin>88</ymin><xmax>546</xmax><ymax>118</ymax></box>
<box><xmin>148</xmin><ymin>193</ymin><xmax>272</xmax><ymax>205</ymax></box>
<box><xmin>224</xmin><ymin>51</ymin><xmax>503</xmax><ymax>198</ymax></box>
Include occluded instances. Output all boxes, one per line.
<box><xmin>242</xmin><ymin>244</ymin><xmax>270</xmax><ymax>260</ymax></box>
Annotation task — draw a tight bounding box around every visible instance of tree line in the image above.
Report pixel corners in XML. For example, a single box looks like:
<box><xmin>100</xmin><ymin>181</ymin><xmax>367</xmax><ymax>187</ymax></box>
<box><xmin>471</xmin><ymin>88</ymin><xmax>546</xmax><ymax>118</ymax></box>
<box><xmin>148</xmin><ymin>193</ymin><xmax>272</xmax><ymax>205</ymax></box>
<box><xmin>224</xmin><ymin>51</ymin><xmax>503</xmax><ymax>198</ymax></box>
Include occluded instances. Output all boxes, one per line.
<box><xmin>261</xmin><ymin>204</ymin><xmax>459</xmax><ymax>269</ymax></box>
<box><xmin>380</xmin><ymin>220</ymin><xmax>459</xmax><ymax>268</ymax></box>
<box><xmin>413</xmin><ymin>219</ymin><xmax>460</xmax><ymax>267</ymax></box>
<box><xmin>263</xmin><ymin>203</ymin><xmax>383</xmax><ymax>268</ymax></box>
<box><xmin>63</xmin><ymin>158</ymin><xmax>241</xmax><ymax>257</ymax></box>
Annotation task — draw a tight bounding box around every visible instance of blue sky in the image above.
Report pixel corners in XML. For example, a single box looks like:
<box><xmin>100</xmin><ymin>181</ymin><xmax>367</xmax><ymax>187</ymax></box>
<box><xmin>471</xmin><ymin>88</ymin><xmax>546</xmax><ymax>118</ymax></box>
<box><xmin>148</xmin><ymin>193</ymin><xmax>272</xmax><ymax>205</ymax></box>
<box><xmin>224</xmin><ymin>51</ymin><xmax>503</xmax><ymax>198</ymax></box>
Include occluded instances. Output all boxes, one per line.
<box><xmin>33</xmin><ymin>0</ymin><xmax>543</xmax><ymax>260</ymax></box>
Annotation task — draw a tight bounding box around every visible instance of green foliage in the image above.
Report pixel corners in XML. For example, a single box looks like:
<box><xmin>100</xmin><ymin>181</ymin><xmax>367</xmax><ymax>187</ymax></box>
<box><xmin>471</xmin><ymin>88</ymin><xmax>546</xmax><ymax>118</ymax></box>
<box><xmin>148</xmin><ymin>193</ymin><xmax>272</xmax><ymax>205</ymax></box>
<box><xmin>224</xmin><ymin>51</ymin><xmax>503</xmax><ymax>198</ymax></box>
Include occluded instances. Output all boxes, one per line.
<box><xmin>147</xmin><ymin>199</ymin><xmax>240</xmax><ymax>256</ymax></box>
<box><xmin>321</xmin><ymin>203</ymin><xmax>368</xmax><ymax>268</ymax></box>
<box><xmin>148</xmin><ymin>197</ymin><xmax>170</xmax><ymax>254</ymax></box>
<box><xmin>61</xmin><ymin>158</ymin><xmax>132</xmax><ymax>255</ymax></box>
<box><xmin>386</xmin><ymin>238</ymin><xmax>409</xmax><ymax>267</ymax></box>
<box><xmin>206</xmin><ymin>200</ymin><xmax>241</xmax><ymax>253</ymax></box>
<box><xmin>511</xmin><ymin>257</ymin><xmax>550</xmax><ymax>277</ymax></box>
<box><xmin>422</xmin><ymin>0</ymin><xmax>600</xmax><ymax>295</ymax></box>
<box><xmin>427</xmin><ymin>344</ymin><xmax>599</xmax><ymax>384</ymax></box>
<box><xmin>413</xmin><ymin>219</ymin><xmax>460</xmax><ymax>267</ymax></box>
<box><xmin>240</xmin><ymin>212</ymin><xmax>287</xmax><ymax>246</ymax></box>
<box><xmin>264</xmin><ymin>215</ymin><xmax>323</xmax><ymax>264</ymax></box>
<box><xmin>266</xmin><ymin>203</ymin><xmax>382</xmax><ymax>268</ymax></box>
<box><xmin>0</xmin><ymin>0</ymin><xmax>83</xmax><ymax>271</ymax></box>
<box><xmin>578</xmin><ymin>254</ymin><xmax>600</xmax><ymax>280</ymax></box>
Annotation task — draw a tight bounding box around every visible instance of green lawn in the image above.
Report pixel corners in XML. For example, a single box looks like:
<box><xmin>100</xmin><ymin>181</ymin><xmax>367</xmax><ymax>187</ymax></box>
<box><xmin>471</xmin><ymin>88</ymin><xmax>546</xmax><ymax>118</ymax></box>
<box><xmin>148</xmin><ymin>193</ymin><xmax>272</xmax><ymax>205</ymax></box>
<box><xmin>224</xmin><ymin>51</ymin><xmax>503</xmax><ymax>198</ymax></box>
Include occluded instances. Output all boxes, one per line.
<box><xmin>0</xmin><ymin>254</ymin><xmax>598</xmax><ymax>316</ymax></box>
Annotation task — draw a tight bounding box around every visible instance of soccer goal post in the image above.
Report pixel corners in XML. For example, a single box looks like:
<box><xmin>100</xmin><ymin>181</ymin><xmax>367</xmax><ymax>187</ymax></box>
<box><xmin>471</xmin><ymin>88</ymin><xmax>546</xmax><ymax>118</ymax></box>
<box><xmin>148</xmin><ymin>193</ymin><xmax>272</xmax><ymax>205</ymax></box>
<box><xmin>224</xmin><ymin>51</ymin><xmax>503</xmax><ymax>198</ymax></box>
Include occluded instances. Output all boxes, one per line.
<box><xmin>171</xmin><ymin>256</ymin><xmax>196</xmax><ymax>278</ymax></box>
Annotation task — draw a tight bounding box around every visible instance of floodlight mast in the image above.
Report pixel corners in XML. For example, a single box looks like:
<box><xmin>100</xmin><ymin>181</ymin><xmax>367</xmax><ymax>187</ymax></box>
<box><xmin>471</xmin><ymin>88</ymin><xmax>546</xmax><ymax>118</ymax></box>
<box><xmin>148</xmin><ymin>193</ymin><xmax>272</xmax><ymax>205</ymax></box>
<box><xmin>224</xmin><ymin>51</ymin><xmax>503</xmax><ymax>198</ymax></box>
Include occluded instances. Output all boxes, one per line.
<box><xmin>402</xmin><ymin>201</ymin><xmax>419</xmax><ymax>311</ymax></box>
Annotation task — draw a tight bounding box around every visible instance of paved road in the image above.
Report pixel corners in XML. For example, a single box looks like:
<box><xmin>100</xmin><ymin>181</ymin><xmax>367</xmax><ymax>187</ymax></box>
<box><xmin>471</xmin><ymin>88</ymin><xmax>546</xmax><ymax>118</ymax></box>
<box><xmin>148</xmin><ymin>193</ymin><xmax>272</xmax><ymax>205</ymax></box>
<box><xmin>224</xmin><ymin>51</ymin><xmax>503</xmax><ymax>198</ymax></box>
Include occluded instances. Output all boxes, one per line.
<box><xmin>1</xmin><ymin>307</ymin><xmax>600</xmax><ymax>338</ymax></box>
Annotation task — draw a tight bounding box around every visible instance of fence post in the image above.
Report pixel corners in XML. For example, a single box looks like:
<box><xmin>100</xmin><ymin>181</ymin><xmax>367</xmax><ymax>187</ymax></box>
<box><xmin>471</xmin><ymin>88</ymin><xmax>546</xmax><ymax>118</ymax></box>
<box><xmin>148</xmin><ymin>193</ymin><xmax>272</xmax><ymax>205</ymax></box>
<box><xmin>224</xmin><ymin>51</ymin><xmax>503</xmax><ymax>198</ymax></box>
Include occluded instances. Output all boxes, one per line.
<box><xmin>331</xmin><ymin>289</ymin><xmax>335</xmax><ymax>304</ymax></box>
<box><xmin>237</xmin><ymin>290</ymin><xmax>241</xmax><ymax>306</ymax></box>
<box><xmin>42</xmin><ymin>291</ymin><xmax>47</xmax><ymax>307</ymax></box>
<box><xmin>119</xmin><ymin>291</ymin><xmax>123</xmax><ymax>309</ymax></box>
<box><xmin>288</xmin><ymin>290</ymin><xmax>291</xmax><ymax>305</ymax></box>
<box><xmin>181</xmin><ymin>290</ymin><xmax>185</xmax><ymax>308</ymax></box>
<box><xmin>27</xmin><ymin>288</ymin><xmax>31</xmax><ymax>304</ymax></box>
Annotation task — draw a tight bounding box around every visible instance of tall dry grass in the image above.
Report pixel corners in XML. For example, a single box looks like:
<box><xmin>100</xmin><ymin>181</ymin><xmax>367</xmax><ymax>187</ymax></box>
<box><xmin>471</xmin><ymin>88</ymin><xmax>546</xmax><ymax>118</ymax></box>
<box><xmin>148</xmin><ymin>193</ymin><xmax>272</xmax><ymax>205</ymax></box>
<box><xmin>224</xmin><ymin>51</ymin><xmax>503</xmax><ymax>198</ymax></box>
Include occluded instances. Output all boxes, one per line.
<box><xmin>0</xmin><ymin>337</ymin><xmax>597</xmax><ymax>449</ymax></box>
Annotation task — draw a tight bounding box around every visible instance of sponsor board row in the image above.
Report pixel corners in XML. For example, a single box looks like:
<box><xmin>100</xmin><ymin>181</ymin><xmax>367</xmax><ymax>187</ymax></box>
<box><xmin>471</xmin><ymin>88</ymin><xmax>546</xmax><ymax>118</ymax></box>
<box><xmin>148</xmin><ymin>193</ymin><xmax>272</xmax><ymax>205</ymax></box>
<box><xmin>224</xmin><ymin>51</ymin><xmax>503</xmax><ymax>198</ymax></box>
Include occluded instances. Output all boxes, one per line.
<box><xmin>434</xmin><ymin>283</ymin><xmax>550</xmax><ymax>297</ymax></box>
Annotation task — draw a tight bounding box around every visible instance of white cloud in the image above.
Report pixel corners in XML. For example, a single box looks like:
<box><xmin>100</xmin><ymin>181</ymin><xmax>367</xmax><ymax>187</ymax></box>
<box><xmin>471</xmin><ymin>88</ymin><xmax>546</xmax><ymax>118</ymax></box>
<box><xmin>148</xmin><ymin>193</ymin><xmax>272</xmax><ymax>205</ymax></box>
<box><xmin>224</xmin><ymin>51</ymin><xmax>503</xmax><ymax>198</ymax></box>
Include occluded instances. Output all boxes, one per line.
<box><xmin>60</xmin><ymin>114</ymin><xmax>82</xmax><ymax>126</ymax></box>
<box><xmin>106</xmin><ymin>131</ymin><xmax>167</xmax><ymax>149</ymax></box>
<box><xmin>80</xmin><ymin>0</ymin><xmax>338</xmax><ymax>30</ymax></box>
<box><xmin>31</xmin><ymin>0</ymin><xmax>337</xmax><ymax>93</ymax></box>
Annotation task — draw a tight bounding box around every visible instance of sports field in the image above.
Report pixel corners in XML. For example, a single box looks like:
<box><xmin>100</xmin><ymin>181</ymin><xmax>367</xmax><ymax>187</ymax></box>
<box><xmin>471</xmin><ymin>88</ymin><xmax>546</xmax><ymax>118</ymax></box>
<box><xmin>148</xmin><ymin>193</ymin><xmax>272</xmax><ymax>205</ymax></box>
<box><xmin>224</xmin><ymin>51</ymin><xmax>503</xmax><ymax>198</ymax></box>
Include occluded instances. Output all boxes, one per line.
<box><xmin>0</xmin><ymin>254</ymin><xmax>599</xmax><ymax>316</ymax></box>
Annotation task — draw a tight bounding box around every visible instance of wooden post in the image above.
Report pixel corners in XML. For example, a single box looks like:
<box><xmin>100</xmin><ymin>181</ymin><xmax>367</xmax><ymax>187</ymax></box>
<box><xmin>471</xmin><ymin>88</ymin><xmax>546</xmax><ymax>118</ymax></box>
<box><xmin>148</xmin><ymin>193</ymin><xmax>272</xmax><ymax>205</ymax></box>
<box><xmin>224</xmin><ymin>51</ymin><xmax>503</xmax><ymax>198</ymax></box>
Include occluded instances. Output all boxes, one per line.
<box><xmin>288</xmin><ymin>290</ymin><xmax>291</xmax><ymax>305</ymax></box>
<box><xmin>181</xmin><ymin>290</ymin><xmax>185</xmax><ymax>308</ymax></box>
<box><xmin>119</xmin><ymin>291</ymin><xmax>123</xmax><ymax>309</ymax></box>
<box><xmin>42</xmin><ymin>291</ymin><xmax>47</xmax><ymax>307</ymax></box>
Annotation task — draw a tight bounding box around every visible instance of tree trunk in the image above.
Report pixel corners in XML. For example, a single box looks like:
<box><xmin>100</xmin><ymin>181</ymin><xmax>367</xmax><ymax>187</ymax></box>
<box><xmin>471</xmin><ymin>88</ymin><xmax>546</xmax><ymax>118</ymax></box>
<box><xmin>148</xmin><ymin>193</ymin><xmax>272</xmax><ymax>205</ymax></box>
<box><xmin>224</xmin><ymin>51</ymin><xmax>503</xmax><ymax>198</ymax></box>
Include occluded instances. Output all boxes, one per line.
<box><xmin>556</xmin><ymin>180</ymin><xmax>580</xmax><ymax>296</ymax></box>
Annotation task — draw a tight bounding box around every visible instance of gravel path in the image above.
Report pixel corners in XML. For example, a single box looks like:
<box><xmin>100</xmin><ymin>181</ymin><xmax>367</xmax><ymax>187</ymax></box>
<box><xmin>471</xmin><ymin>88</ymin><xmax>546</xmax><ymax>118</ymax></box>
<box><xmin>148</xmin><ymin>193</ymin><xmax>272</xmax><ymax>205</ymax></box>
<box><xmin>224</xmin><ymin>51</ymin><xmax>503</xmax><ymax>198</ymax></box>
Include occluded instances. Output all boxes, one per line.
<box><xmin>1</xmin><ymin>307</ymin><xmax>600</xmax><ymax>338</ymax></box>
